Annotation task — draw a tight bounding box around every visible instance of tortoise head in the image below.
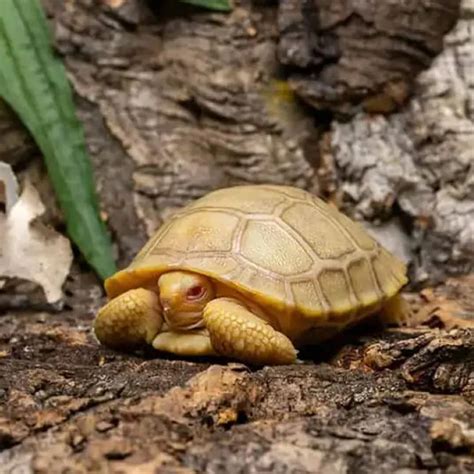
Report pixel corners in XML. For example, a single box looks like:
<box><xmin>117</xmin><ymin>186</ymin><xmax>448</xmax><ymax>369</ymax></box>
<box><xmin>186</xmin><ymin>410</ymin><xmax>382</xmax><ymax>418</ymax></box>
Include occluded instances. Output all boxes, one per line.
<box><xmin>158</xmin><ymin>271</ymin><xmax>215</xmax><ymax>330</ymax></box>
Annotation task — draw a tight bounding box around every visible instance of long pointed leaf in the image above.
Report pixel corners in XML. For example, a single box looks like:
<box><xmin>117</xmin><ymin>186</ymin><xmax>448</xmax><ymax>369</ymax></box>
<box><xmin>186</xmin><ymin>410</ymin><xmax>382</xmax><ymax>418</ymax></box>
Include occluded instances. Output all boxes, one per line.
<box><xmin>0</xmin><ymin>0</ymin><xmax>116</xmax><ymax>280</ymax></box>
<box><xmin>180</xmin><ymin>0</ymin><xmax>232</xmax><ymax>12</ymax></box>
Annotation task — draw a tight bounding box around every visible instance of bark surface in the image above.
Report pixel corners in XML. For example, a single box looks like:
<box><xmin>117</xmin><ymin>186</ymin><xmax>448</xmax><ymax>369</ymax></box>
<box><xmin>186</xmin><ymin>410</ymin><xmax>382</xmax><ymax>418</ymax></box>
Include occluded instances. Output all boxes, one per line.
<box><xmin>329</xmin><ymin>0</ymin><xmax>474</xmax><ymax>285</ymax></box>
<box><xmin>1</xmin><ymin>276</ymin><xmax>474</xmax><ymax>472</ymax></box>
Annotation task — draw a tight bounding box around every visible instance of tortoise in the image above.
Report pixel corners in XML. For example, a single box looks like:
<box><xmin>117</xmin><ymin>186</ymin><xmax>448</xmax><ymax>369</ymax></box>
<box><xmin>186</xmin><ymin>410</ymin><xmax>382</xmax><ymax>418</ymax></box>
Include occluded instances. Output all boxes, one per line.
<box><xmin>94</xmin><ymin>184</ymin><xmax>410</xmax><ymax>365</ymax></box>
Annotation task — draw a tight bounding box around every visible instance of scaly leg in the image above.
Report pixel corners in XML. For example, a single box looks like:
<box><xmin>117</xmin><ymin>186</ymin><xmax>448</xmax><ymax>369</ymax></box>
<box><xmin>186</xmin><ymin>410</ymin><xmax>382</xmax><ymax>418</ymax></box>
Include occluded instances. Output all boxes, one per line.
<box><xmin>378</xmin><ymin>293</ymin><xmax>414</xmax><ymax>327</ymax></box>
<box><xmin>94</xmin><ymin>288</ymin><xmax>163</xmax><ymax>350</ymax></box>
<box><xmin>203</xmin><ymin>297</ymin><xmax>297</xmax><ymax>366</ymax></box>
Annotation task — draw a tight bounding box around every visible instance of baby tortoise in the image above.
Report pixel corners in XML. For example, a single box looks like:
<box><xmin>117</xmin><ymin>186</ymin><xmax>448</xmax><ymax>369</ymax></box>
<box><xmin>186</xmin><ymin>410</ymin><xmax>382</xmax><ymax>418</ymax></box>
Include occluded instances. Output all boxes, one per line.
<box><xmin>94</xmin><ymin>185</ymin><xmax>410</xmax><ymax>365</ymax></box>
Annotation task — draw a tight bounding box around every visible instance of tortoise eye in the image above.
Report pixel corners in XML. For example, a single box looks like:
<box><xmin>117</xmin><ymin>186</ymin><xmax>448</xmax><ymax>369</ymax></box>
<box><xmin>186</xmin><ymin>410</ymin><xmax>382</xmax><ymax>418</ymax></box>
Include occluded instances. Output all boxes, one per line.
<box><xmin>186</xmin><ymin>285</ymin><xmax>205</xmax><ymax>300</ymax></box>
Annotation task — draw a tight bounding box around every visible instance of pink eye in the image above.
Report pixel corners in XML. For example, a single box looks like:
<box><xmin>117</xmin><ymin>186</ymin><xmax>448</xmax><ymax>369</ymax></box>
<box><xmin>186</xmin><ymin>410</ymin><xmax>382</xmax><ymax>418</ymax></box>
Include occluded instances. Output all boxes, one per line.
<box><xmin>187</xmin><ymin>285</ymin><xmax>205</xmax><ymax>300</ymax></box>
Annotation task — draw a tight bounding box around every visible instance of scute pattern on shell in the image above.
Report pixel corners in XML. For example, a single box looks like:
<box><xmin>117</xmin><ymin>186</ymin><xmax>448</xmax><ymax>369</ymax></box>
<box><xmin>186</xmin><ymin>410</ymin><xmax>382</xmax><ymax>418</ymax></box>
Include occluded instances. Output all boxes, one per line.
<box><xmin>111</xmin><ymin>185</ymin><xmax>407</xmax><ymax>322</ymax></box>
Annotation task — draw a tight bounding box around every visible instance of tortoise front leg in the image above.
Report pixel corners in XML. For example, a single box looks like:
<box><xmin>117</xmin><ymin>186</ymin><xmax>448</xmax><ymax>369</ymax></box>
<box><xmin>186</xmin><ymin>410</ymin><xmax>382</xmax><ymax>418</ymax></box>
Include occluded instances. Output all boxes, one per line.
<box><xmin>94</xmin><ymin>288</ymin><xmax>163</xmax><ymax>350</ymax></box>
<box><xmin>203</xmin><ymin>297</ymin><xmax>297</xmax><ymax>366</ymax></box>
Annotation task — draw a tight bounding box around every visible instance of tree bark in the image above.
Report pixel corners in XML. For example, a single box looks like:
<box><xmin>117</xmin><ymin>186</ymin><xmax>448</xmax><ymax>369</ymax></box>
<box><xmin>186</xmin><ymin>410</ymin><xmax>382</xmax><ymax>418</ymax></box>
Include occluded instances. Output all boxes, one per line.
<box><xmin>278</xmin><ymin>0</ymin><xmax>461</xmax><ymax>116</ymax></box>
<box><xmin>328</xmin><ymin>0</ymin><xmax>474</xmax><ymax>286</ymax></box>
<box><xmin>1</xmin><ymin>276</ymin><xmax>474</xmax><ymax>472</ymax></box>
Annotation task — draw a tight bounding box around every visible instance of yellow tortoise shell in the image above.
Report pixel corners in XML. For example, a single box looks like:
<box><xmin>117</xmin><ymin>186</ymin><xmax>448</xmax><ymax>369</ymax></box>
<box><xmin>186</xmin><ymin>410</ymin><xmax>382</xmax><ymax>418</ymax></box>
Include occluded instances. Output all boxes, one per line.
<box><xmin>105</xmin><ymin>185</ymin><xmax>407</xmax><ymax>320</ymax></box>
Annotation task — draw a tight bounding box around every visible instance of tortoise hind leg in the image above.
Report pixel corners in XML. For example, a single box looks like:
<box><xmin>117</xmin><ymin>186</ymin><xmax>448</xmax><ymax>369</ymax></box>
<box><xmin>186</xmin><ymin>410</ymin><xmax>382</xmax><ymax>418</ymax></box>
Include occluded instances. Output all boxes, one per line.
<box><xmin>203</xmin><ymin>297</ymin><xmax>297</xmax><ymax>366</ymax></box>
<box><xmin>378</xmin><ymin>293</ymin><xmax>414</xmax><ymax>327</ymax></box>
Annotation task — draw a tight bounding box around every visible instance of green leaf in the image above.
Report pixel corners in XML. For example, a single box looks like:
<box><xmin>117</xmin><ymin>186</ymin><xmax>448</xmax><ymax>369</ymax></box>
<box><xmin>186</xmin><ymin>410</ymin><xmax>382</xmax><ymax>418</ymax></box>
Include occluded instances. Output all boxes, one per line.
<box><xmin>180</xmin><ymin>0</ymin><xmax>232</xmax><ymax>12</ymax></box>
<box><xmin>0</xmin><ymin>0</ymin><xmax>117</xmax><ymax>280</ymax></box>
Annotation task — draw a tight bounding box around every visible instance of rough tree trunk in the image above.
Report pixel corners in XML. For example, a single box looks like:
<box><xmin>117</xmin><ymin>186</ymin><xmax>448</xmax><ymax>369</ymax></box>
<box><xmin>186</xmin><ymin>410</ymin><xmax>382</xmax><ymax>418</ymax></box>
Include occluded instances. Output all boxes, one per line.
<box><xmin>1</xmin><ymin>0</ymin><xmax>474</xmax><ymax>472</ymax></box>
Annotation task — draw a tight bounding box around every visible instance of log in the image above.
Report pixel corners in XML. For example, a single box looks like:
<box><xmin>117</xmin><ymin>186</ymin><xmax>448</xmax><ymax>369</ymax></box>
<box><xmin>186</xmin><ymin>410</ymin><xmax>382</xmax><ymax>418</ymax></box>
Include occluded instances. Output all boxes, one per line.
<box><xmin>0</xmin><ymin>276</ymin><xmax>473</xmax><ymax>472</ymax></box>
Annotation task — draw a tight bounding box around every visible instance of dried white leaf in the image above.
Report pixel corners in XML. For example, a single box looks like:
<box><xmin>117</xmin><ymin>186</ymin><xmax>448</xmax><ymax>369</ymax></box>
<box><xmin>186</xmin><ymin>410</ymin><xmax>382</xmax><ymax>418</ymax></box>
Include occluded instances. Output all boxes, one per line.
<box><xmin>0</xmin><ymin>174</ymin><xmax>73</xmax><ymax>303</ymax></box>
